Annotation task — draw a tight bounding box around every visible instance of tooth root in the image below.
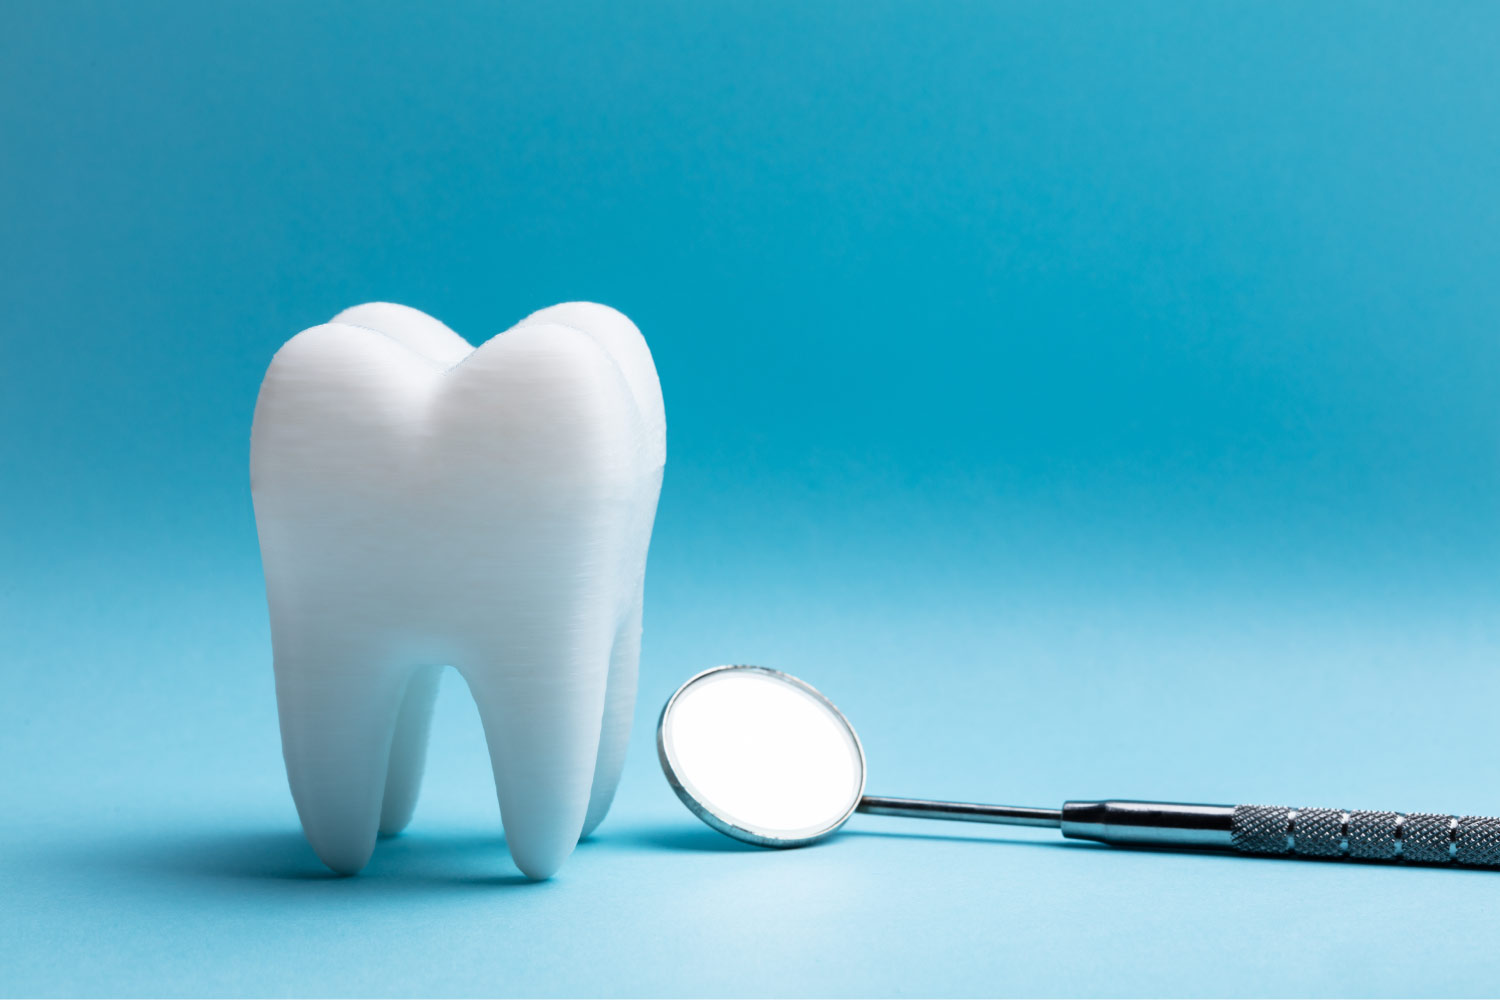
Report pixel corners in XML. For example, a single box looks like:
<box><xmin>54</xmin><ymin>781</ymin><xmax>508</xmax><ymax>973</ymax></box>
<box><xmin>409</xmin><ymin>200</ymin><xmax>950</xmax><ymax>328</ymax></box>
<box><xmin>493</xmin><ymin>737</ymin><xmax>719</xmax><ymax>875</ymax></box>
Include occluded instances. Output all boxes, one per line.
<box><xmin>274</xmin><ymin>643</ymin><xmax>408</xmax><ymax>875</ymax></box>
<box><xmin>464</xmin><ymin>635</ymin><xmax>613</xmax><ymax>880</ymax></box>
<box><xmin>378</xmin><ymin>666</ymin><xmax>443</xmax><ymax>837</ymax></box>
<box><xmin>581</xmin><ymin>587</ymin><xmax>644</xmax><ymax>839</ymax></box>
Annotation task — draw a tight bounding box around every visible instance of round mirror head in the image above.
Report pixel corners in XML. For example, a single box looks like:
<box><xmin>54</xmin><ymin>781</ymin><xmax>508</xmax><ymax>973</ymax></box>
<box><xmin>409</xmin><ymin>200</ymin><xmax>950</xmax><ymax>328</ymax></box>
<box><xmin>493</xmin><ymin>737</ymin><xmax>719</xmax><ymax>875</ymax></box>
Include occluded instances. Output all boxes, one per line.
<box><xmin>657</xmin><ymin>665</ymin><xmax>867</xmax><ymax>847</ymax></box>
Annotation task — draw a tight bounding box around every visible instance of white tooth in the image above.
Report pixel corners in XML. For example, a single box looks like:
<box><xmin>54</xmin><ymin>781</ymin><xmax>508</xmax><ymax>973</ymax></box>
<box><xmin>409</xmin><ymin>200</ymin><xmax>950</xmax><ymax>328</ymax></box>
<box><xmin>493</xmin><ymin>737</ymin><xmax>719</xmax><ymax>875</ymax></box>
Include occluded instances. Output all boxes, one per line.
<box><xmin>250</xmin><ymin>302</ymin><xmax>665</xmax><ymax>879</ymax></box>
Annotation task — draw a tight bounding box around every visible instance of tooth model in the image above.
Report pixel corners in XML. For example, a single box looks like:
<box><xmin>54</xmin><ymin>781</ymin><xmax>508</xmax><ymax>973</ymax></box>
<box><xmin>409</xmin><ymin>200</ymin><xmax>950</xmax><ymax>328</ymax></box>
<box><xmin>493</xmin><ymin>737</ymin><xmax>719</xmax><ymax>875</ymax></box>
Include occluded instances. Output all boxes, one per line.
<box><xmin>250</xmin><ymin>301</ymin><xmax>665</xmax><ymax>879</ymax></box>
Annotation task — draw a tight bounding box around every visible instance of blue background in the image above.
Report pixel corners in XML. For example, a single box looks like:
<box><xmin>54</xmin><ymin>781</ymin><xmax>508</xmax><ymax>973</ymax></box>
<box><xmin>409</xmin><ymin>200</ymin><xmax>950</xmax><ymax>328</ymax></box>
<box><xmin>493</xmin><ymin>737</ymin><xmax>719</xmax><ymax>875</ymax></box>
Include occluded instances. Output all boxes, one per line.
<box><xmin>3</xmin><ymin>1</ymin><xmax>1498</xmax><ymax>996</ymax></box>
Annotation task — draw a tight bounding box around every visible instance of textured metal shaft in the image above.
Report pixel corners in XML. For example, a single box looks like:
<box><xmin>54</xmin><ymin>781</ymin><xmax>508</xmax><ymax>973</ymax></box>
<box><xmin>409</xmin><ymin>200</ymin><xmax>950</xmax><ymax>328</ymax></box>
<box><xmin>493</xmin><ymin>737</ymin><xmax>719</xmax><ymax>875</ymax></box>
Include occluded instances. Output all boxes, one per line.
<box><xmin>1231</xmin><ymin>805</ymin><xmax>1500</xmax><ymax>865</ymax></box>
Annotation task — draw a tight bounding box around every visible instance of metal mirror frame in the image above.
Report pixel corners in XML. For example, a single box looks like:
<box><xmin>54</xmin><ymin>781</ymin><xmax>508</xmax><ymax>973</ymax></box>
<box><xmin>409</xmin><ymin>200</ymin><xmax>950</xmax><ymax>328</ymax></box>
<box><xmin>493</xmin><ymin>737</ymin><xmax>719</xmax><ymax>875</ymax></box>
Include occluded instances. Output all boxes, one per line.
<box><xmin>656</xmin><ymin>664</ymin><xmax>868</xmax><ymax>848</ymax></box>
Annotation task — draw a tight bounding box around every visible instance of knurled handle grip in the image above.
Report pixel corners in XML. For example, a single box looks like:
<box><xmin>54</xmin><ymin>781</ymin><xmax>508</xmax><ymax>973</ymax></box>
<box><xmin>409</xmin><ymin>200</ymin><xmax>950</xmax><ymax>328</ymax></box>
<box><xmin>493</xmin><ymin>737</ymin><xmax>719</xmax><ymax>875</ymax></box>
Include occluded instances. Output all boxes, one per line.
<box><xmin>1232</xmin><ymin>805</ymin><xmax>1500</xmax><ymax>866</ymax></box>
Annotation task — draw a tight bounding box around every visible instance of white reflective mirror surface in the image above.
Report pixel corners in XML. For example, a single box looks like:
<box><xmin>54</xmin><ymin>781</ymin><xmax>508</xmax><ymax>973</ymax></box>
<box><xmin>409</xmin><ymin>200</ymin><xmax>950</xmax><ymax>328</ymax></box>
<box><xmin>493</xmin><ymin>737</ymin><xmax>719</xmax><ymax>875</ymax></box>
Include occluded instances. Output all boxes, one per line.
<box><xmin>657</xmin><ymin>665</ymin><xmax>867</xmax><ymax>846</ymax></box>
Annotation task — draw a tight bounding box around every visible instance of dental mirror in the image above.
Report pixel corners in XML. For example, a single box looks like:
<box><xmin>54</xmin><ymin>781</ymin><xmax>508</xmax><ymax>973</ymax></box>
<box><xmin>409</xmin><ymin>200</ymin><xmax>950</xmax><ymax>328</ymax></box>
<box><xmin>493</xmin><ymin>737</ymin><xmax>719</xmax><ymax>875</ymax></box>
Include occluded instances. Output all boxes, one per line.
<box><xmin>657</xmin><ymin>664</ymin><xmax>1500</xmax><ymax>869</ymax></box>
<box><xmin>655</xmin><ymin>665</ymin><xmax>866</xmax><ymax>846</ymax></box>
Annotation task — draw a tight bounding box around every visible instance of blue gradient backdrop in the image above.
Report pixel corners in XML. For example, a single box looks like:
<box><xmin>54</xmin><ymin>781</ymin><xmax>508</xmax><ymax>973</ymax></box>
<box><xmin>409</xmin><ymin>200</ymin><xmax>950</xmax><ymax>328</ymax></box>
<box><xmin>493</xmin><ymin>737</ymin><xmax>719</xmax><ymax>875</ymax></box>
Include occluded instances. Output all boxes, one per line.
<box><xmin>3</xmin><ymin>2</ymin><xmax>1498</xmax><ymax>996</ymax></box>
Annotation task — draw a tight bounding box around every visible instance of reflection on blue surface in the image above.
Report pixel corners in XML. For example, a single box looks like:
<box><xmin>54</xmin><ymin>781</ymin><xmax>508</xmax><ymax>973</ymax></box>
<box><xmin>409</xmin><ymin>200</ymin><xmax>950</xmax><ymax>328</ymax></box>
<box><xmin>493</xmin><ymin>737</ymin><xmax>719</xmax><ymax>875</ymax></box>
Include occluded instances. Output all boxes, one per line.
<box><xmin>2</xmin><ymin>1</ymin><xmax>1498</xmax><ymax>995</ymax></box>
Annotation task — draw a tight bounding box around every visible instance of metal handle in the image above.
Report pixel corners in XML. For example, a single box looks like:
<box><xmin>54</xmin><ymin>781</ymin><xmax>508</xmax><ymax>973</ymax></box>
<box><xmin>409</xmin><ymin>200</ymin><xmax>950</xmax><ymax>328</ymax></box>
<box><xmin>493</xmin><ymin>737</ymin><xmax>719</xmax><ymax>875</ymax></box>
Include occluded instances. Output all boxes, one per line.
<box><xmin>1059</xmin><ymin>800</ymin><xmax>1500</xmax><ymax>866</ymax></box>
<box><xmin>1230</xmin><ymin>805</ymin><xmax>1500</xmax><ymax>866</ymax></box>
<box><xmin>854</xmin><ymin>796</ymin><xmax>1500</xmax><ymax>868</ymax></box>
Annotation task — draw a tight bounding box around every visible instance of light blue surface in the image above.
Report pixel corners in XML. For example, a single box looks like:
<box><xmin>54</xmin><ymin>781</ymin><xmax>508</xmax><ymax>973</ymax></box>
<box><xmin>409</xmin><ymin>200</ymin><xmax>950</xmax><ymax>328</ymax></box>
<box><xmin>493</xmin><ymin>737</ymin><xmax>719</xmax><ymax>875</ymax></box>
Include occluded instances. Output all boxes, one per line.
<box><xmin>3</xmin><ymin>2</ymin><xmax>1499</xmax><ymax>996</ymax></box>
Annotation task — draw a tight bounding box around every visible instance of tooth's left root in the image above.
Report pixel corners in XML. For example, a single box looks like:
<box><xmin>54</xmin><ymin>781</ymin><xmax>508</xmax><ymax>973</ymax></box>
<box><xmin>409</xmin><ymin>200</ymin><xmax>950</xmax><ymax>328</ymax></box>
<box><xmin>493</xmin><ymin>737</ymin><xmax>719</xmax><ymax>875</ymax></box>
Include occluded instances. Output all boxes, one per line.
<box><xmin>275</xmin><ymin>650</ymin><xmax>411</xmax><ymax>876</ymax></box>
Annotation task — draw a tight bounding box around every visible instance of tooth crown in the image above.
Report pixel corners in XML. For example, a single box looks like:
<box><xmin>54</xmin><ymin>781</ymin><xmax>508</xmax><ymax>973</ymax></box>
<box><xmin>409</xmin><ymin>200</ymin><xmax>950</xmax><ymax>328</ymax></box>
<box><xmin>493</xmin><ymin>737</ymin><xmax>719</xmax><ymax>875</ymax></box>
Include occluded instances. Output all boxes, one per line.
<box><xmin>251</xmin><ymin>302</ymin><xmax>664</xmax><ymax>879</ymax></box>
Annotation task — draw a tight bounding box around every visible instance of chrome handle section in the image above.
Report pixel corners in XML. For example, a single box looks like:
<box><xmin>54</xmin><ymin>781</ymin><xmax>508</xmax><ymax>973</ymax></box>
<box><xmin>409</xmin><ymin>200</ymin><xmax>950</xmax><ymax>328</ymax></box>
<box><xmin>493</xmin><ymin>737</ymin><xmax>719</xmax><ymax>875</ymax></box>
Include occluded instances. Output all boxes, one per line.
<box><xmin>1061</xmin><ymin>800</ymin><xmax>1236</xmax><ymax>848</ymax></box>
